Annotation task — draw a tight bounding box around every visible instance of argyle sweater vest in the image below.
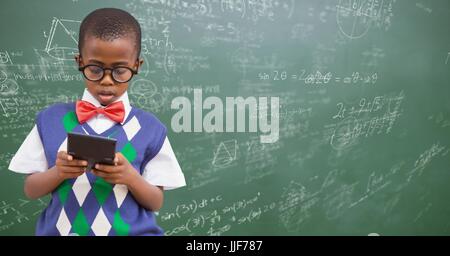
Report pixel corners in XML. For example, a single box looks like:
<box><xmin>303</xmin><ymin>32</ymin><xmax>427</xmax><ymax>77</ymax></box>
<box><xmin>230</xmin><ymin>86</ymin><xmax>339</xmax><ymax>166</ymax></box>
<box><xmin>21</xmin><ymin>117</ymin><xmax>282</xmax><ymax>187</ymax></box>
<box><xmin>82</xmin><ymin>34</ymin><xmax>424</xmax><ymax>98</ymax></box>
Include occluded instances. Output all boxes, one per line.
<box><xmin>35</xmin><ymin>102</ymin><xmax>166</xmax><ymax>236</ymax></box>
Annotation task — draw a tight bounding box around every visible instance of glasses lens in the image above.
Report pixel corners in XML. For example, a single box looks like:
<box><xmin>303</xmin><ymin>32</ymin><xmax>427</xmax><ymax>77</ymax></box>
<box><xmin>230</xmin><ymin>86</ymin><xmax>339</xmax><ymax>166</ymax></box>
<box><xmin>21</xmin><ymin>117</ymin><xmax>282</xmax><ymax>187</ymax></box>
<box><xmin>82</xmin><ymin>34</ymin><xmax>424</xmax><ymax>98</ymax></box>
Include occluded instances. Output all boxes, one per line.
<box><xmin>112</xmin><ymin>67</ymin><xmax>133</xmax><ymax>83</ymax></box>
<box><xmin>84</xmin><ymin>65</ymin><xmax>104</xmax><ymax>81</ymax></box>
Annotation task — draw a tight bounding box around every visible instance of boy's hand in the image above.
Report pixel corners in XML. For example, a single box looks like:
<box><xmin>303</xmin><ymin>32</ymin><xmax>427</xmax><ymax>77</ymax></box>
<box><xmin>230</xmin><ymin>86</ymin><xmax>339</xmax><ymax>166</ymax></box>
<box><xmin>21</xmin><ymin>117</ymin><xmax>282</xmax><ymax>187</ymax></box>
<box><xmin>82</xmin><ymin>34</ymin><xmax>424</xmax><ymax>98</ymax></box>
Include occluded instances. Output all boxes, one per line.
<box><xmin>55</xmin><ymin>151</ymin><xmax>88</xmax><ymax>180</ymax></box>
<box><xmin>92</xmin><ymin>152</ymin><xmax>139</xmax><ymax>186</ymax></box>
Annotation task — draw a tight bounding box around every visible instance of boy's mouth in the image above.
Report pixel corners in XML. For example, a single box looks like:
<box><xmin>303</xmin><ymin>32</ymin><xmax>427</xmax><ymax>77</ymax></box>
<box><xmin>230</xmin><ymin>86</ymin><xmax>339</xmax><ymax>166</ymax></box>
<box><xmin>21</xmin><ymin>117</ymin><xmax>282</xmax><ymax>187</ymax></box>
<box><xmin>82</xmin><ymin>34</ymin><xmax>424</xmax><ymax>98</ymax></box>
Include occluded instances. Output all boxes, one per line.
<box><xmin>97</xmin><ymin>91</ymin><xmax>115</xmax><ymax>104</ymax></box>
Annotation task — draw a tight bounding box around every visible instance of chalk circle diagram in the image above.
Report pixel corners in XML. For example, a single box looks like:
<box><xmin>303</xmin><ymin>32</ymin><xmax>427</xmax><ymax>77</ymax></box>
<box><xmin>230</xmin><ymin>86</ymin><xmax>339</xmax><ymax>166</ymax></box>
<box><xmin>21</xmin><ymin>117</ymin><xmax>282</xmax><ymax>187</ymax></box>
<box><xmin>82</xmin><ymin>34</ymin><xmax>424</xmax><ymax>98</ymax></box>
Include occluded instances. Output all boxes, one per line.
<box><xmin>330</xmin><ymin>116</ymin><xmax>360</xmax><ymax>150</ymax></box>
<box><xmin>130</xmin><ymin>78</ymin><xmax>158</xmax><ymax>98</ymax></box>
<box><xmin>142</xmin><ymin>93</ymin><xmax>167</xmax><ymax>113</ymax></box>
<box><xmin>44</xmin><ymin>18</ymin><xmax>81</xmax><ymax>61</ymax></box>
<box><xmin>0</xmin><ymin>79</ymin><xmax>19</xmax><ymax>96</ymax></box>
<box><xmin>0</xmin><ymin>70</ymin><xmax>7</xmax><ymax>83</ymax></box>
<box><xmin>336</xmin><ymin>0</ymin><xmax>384</xmax><ymax>39</ymax></box>
<box><xmin>131</xmin><ymin>78</ymin><xmax>166</xmax><ymax>112</ymax></box>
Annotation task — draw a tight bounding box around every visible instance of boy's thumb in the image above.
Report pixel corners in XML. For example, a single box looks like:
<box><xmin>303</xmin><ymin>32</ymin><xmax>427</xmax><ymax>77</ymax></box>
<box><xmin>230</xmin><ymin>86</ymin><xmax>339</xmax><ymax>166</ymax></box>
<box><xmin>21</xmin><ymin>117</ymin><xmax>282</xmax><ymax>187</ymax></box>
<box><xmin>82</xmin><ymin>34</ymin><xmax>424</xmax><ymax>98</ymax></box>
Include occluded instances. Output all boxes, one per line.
<box><xmin>114</xmin><ymin>152</ymin><xmax>123</xmax><ymax>164</ymax></box>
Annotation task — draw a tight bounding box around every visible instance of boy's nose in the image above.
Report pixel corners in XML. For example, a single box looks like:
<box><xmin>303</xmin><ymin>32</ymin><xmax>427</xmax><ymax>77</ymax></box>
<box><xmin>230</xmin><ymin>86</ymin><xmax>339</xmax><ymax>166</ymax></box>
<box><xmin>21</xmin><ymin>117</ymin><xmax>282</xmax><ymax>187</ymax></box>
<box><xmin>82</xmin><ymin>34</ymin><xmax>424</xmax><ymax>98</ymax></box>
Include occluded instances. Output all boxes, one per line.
<box><xmin>100</xmin><ymin>70</ymin><xmax>114</xmax><ymax>86</ymax></box>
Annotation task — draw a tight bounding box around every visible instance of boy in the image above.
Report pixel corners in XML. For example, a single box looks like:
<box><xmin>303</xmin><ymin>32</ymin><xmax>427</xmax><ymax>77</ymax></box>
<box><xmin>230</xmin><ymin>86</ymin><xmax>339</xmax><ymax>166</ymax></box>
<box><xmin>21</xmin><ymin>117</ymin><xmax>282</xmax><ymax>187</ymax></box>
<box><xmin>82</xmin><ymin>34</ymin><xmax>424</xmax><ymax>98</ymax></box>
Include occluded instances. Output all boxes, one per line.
<box><xmin>8</xmin><ymin>8</ymin><xmax>186</xmax><ymax>236</ymax></box>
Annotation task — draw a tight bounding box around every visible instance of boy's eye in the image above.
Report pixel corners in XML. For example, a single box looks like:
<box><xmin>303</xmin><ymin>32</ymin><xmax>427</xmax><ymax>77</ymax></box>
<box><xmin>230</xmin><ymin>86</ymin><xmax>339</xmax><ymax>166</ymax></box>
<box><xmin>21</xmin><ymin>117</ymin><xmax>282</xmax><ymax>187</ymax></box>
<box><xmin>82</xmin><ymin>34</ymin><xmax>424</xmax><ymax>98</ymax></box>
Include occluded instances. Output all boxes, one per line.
<box><xmin>87</xmin><ymin>66</ymin><xmax>103</xmax><ymax>74</ymax></box>
<box><xmin>113</xmin><ymin>68</ymin><xmax>127</xmax><ymax>75</ymax></box>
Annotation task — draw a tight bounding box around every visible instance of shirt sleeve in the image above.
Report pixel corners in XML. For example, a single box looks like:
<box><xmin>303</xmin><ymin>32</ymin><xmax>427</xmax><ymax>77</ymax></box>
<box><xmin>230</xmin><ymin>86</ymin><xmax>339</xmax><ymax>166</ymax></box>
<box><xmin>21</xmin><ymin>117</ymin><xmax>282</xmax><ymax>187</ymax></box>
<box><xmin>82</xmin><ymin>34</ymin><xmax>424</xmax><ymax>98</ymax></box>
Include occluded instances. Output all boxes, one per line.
<box><xmin>8</xmin><ymin>125</ymin><xmax>48</xmax><ymax>174</ymax></box>
<box><xmin>142</xmin><ymin>137</ymin><xmax>186</xmax><ymax>190</ymax></box>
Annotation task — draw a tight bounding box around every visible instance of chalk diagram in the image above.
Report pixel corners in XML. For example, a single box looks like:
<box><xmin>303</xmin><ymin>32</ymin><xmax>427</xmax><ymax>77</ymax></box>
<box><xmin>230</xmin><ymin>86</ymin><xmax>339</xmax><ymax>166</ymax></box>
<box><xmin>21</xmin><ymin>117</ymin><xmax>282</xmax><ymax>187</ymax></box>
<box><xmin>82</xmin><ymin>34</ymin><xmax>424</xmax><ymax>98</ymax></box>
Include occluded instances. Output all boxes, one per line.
<box><xmin>336</xmin><ymin>0</ymin><xmax>386</xmax><ymax>39</ymax></box>
<box><xmin>212</xmin><ymin>140</ymin><xmax>238</xmax><ymax>168</ymax></box>
<box><xmin>44</xmin><ymin>17</ymin><xmax>81</xmax><ymax>60</ymax></box>
<box><xmin>130</xmin><ymin>78</ymin><xmax>167</xmax><ymax>112</ymax></box>
<box><xmin>0</xmin><ymin>70</ymin><xmax>7</xmax><ymax>84</ymax></box>
<box><xmin>0</xmin><ymin>79</ymin><xmax>19</xmax><ymax>96</ymax></box>
<box><xmin>0</xmin><ymin>70</ymin><xmax>18</xmax><ymax>96</ymax></box>
<box><xmin>130</xmin><ymin>78</ymin><xmax>158</xmax><ymax>98</ymax></box>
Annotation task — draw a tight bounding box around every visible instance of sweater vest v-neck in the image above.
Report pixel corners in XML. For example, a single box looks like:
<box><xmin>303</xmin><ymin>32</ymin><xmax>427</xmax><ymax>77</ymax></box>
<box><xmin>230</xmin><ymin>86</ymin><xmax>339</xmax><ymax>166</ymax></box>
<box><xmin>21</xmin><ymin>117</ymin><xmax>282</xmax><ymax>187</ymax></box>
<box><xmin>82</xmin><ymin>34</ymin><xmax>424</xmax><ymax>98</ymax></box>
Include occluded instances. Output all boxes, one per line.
<box><xmin>34</xmin><ymin>102</ymin><xmax>166</xmax><ymax>236</ymax></box>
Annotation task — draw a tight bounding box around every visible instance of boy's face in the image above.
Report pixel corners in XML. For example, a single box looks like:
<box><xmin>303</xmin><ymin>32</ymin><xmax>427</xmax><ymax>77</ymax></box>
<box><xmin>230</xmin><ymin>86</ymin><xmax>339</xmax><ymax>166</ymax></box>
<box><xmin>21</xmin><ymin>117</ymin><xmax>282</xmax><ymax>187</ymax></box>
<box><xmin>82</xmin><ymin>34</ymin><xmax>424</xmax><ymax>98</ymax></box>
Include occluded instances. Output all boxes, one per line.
<box><xmin>76</xmin><ymin>35</ymin><xmax>143</xmax><ymax>106</ymax></box>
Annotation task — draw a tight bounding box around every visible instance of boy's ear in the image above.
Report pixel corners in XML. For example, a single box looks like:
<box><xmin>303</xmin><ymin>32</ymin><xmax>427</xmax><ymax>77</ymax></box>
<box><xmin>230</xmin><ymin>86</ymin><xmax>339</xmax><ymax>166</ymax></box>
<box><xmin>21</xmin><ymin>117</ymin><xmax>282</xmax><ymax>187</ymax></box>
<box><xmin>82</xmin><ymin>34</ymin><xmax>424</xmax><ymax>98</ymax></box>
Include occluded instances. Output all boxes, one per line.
<box><xmin>74</xmin><ymin>54</ymin><xmax>81</xmax><ymax>66</ymax></box>
<box><xmin>136</xmin><ymin>58</ymin><xmax>144</xmax><ymax>71</ymax></box>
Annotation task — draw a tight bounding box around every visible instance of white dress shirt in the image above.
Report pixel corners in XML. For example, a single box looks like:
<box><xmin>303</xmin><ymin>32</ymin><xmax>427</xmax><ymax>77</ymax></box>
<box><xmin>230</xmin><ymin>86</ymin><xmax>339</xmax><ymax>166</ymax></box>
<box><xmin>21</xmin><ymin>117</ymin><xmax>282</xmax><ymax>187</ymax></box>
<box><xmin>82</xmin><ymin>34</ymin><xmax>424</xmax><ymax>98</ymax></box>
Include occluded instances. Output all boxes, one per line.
<box><xmin>8</xmin><ymin>89</ymin><xmax>186</xmax><ymax>190</ymax></box>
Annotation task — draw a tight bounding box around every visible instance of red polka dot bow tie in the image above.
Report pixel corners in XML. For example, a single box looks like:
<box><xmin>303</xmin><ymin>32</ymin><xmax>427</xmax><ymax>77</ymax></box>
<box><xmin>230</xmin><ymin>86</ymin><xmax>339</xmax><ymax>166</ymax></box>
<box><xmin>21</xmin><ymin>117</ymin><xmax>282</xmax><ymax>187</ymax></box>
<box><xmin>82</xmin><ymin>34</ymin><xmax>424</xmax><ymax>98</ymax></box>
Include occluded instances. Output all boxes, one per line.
<box><xmin>75</xmin><ymin>100</ymin><xmax>125</xmax><ymax>124</ymax></box>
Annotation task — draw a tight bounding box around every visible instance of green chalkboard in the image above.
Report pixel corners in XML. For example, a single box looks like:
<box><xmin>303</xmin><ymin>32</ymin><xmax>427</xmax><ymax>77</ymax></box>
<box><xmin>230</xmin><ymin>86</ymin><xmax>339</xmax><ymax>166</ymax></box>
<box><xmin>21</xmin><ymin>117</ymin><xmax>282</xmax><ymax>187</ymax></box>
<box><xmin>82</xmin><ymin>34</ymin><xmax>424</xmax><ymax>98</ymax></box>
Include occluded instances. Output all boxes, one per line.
<box><xmin>1</xmin><ymin>0</ymin><xmax>450</xmax><ymax>235</ymax></box>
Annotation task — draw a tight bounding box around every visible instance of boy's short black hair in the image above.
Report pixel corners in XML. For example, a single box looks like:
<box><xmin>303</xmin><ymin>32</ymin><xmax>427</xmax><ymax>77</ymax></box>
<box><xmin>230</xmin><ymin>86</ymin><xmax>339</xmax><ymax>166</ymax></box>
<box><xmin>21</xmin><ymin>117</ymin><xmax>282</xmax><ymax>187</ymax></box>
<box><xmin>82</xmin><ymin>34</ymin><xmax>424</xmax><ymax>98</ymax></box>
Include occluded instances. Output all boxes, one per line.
<box><xmin>78</xmin><ymin>8</ymin><xmax>141</xmax><ymax>58</ymax></box>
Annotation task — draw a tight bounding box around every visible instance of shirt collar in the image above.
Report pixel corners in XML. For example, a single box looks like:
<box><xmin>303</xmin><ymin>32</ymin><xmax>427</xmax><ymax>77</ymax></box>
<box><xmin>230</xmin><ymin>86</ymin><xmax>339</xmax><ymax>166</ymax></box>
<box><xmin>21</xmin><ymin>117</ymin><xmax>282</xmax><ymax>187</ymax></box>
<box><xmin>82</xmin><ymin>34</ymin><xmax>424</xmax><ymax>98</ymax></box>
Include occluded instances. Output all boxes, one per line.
<box><xmin>81</xmin><ymin>89</ymin><xmax>131</xmax><ymax>125</ymax></box>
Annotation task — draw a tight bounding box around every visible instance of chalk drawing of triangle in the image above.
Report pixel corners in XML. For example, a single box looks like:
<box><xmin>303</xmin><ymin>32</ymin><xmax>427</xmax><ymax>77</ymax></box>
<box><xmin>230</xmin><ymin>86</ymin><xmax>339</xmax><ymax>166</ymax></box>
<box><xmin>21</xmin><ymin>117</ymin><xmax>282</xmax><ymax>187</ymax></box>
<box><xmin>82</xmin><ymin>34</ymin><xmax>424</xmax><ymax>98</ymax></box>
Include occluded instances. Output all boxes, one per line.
<box><xmin>212</xmin><ymin>140</ymin><xmax>237</xmax><ymax>167</ymax></box>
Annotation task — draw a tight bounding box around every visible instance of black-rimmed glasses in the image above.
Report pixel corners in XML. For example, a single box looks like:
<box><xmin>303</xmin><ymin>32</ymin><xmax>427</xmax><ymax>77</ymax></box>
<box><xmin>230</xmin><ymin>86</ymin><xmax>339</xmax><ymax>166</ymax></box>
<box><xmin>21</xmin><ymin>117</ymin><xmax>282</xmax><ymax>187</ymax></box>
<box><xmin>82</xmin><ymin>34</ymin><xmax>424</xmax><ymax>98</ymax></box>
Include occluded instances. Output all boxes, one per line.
<box><xmin>78</xmin><ymin>64</ymin><xmax>138</xmax><ymax>83</ymax></box>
